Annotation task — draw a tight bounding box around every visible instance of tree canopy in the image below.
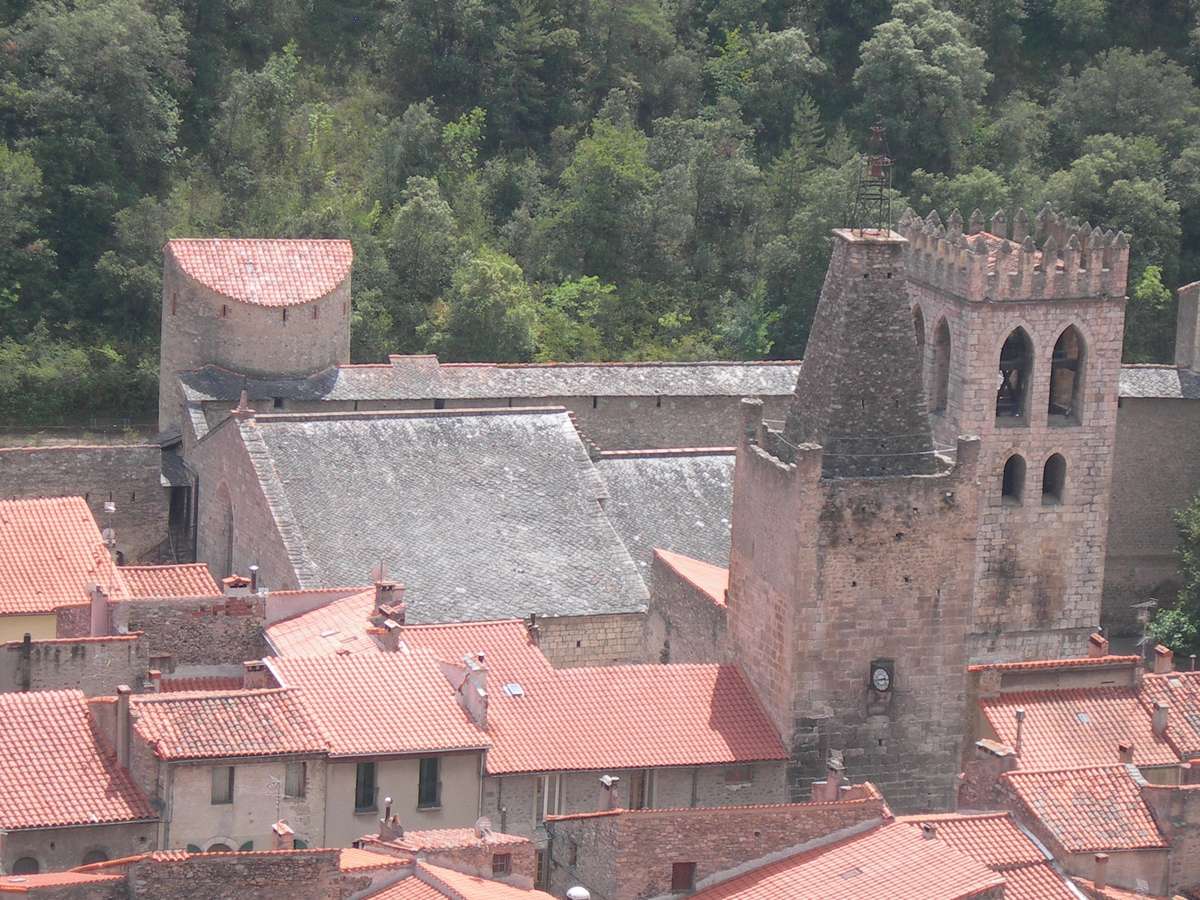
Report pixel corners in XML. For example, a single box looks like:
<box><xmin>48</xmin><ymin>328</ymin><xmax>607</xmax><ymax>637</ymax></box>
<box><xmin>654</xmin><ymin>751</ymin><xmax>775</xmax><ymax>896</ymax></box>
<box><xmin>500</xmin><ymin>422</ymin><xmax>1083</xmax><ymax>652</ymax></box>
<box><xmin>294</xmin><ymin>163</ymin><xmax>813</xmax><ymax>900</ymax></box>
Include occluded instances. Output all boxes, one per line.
<box><xmin>0</xmin><ymin>0</ymin><xmax>1199</xmax><ymax>421</ymax></box>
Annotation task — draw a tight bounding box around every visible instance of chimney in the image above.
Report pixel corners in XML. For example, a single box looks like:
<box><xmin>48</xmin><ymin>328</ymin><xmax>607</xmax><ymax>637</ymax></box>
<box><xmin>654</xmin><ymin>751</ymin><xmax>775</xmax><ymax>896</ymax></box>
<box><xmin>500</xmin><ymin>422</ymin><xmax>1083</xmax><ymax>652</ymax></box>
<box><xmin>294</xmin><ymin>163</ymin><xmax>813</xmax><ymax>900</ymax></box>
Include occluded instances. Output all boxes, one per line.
<box><xmin>459</xmin><ymin>653</ymin><xmax>489</xmax><ymax>728</ymax></box>
<box><xmin>232</xmin><ymin>389</ymin><xmax>255</xmax><ymax>419</ymax></box>
<box><xmin>1094</xmin><ymin>852</ymin><xmax>1110</xmax><ymax>890</ymax></box>
<box><xmin>378</xmin><ymin>797</ymin><xmax>404</xmax><ymax>842</ymax></box>
<box><xmin>249</xmin><ymin>565</ymin><xmax>259</xmax><ymax>594</ymax></box>
<box><xmin>243</xmin><ymin>660</ymin><xmax>274</xmax><ymax>689</ymax></box>
<box><xmin>1088</xmin><ymin>632</ymin><xmax>1109</xmax><ymax>658</ymax></box>
<box><xmin>1153</xmin><ymin>700</ymin><xmax>1169</xmax><ymax>736</ymax></box>
<box><xmin>272</xmin><ymin>820</ymin><xmax>295</xmax><ymax>850</ymax></box>
<box><xmin>116</xmin><ymin>684</ymin><xmax>131</xmax><ymax>768</ymax></box>
<box><xmin>374</xmin><ymin>581</ymin><xmax>401</xmax><ymax>614</ymax></box>
<box><xmin>1118</xmin><ymin>742</ymin><xmax>1135</xmax><ymax>764</ymax></box>
<box><xmin>812</xmin><ymin>756</ymin><xmax>846</xmax><ymax>802</ymax></box>
<box><xmin>526</xmin><ymin>613</ymin><xmax>541</xmax><ymax>645</ymax></box>
<box><xmin>1175</xmin><ymin>281</ymin><xmax>1200</xmax><ymax>370</ymax></box>
<box><xmin>1154</xmin><ymin>644</ymin><xmax>1174</xmax><ymax>674</ymax></box>
<box><xmin>148</xmin><ymin>669</ymin><xmax>162</xmax><ymax>692</ymax></box>
<box><xmin>599</xmin><ymin>774</ymin><xmax>621</xmax><ymax>811</ymax></box>
<box><xmin>920</xmin><ymin>822</ymin><xmax>937</xmax><ymax>840</ymax></box>
<box><xmin>473</xmin><ymin>816</ymin><xmax>492</xmax><ymax>839</ymax></box>
<box><xmin>1013</xmin><ymin>708</ymin><xmax>1026</xmax><ymax>756</ymax></box>
<box><xmin>89</xmin><ymin>584</ymin><xmax>109</xmax><ymax>637</ymax></box>
<box><xmin>223</xmin><ymin>574</ymin><xmax>251</xmax><ymax>597</ymax></box>
<box><xmin>379</xmin><ymin>619</ymin><xmax>402</xmax><ymax>651</ymax></box>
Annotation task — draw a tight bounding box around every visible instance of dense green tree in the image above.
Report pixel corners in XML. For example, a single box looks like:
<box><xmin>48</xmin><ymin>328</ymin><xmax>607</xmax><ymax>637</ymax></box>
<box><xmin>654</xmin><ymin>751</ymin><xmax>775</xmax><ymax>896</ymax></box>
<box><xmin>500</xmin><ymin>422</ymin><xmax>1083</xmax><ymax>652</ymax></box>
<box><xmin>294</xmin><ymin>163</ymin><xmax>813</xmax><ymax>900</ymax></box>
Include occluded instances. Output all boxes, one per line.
<box><xmin>1149</xmin><ymin>491</ymin><xmax>1200</xmax><ymax>655</ymax></box>
<box><xmin>423</xmin><ymin>246</ymin><xmax>537</xmax><ymax>361</ymax></box>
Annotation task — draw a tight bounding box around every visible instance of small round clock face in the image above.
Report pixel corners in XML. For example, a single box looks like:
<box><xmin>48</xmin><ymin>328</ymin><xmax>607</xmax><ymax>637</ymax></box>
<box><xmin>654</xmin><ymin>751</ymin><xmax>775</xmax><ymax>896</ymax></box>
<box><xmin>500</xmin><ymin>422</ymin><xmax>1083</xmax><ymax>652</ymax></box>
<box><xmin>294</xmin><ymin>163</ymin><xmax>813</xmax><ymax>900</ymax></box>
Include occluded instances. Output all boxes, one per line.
<box><xmin>871</xmin><ymin>667</ymin><xmax>891</xmax><ymax>691</ymax></box>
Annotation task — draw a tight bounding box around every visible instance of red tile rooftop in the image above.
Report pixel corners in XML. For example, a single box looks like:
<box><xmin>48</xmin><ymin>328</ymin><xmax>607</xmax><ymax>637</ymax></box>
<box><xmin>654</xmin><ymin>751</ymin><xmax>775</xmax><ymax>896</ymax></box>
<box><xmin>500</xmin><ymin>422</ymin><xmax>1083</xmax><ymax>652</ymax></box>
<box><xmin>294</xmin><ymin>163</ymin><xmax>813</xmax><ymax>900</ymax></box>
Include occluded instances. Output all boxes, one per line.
<box><xmin>269</xmin><ymin>651</ymin><xmax>491</xmax><ymax>757</ymax></box>
<box><xmin>157</xmin><ymin>675</ymin><xmax>244</xmax><ymax>692</ymax></box>
<box><xmin>369</xmin><ymin>828</ymin><xmax>529</xmax><ymax>853</ymax></box>
<box><xmin>339</xmin><ymin>847</ymin><xmax>410</xmax><ymax>872</ymax></box>
<box><xmin>483</xmin><ymin>663</ymin><xmax>787</xmax><ymax>775</ymax></box>
<box><xmin>166</xmin><ymin>238</ymin><xmax>353</xmax><ymax>307</ymax></box>
<box><xmin>654</xmin><ymin>548</ymin><xmax>728</xmax><ymax>607</ymax></box>
<box><xmin>1003</xmin><ymin>766</ymin><xmax>1167</xmax><ymax>852</ymax></box>
<box><xmin>967</xmin><ymin>654</ymin><xmax>1140</xmax><ymax>672</ymax></box>
<box><xmin>130</xmin><ymin>688</ymin><xmax>327</xmax><ymax>760</ymax></box>
<box><xmin>120</xmin><ymin>563</ymin><xmax>220</xmax><ymax>598</ymax></box>
<box><xmin>1142</xmin><ymin>670</ymin><xmax>1200</xmax><ymax>754</ymax></box>
<box><xmin>0</xmin><ymin>872</ymin><xmax>124</xmax><ymax>893</ymax></box>
<box><xmin>981</xmin><ymin>687</ymin><xmax>1180</xmax><ymax>769</ymax></box>
<box><xmin>0</xmin><ymin>496</ymin><xmax>127</xmax><ymax>615</ymax></box>
<box><xmin>412</xmin><ymin>861</ymin><xmax>556</xmax><ymax>899</ymax></box>
<box><xmin>0</xmin><ymin>690</ymin><xmax>153</xmax><ymax>830</ymax></box>
<box><xmin>691</xmin><ymin>821</ymin><xmax>1004</xmax><ymax>899</ymax></box>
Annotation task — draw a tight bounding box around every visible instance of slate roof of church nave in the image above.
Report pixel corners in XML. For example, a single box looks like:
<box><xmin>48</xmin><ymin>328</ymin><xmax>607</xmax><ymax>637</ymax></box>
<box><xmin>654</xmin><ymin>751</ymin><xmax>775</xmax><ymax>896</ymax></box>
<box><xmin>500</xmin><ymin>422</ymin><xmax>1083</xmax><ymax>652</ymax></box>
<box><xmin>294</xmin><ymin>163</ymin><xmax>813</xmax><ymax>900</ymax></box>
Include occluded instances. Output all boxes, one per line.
<box><xmin>594</xmin><ymin>449</ymin><xmax>735</xmax><ymax>577</ymax></box>
<box><xmin>177</xmin><ymin>357</ymin><xmax>803</xmax><ymax>404</ymax></box>
<box><xmin>238</xmin><ymin>408</ymin><xmax>649</xmax><ymax>622</ymax></box>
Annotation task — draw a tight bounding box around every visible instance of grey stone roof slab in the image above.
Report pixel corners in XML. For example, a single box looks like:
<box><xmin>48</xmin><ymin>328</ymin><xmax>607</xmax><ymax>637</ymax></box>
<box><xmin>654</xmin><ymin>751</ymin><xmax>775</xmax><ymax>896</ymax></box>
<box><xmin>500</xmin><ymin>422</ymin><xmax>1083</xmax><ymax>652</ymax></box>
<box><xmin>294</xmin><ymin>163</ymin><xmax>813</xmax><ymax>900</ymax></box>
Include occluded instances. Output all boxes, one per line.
<box><xmin>243</xmin><ymin>408</ymin><xmax>648</xmax><ymax>622</ymax></box>
<box><xmin>1119</xmin><ymin>365</ymin><xmax>1200</xmax><ymax>400</ymax></box>
<box><xmin>596</xmin><ymin>449</ymin><xmax>735</xmax><ymax>579</ymax></box>
<box><xmin>179</xmin><ymin>357</ymin><xmax>802</xmax><ymax>404</ymax></box>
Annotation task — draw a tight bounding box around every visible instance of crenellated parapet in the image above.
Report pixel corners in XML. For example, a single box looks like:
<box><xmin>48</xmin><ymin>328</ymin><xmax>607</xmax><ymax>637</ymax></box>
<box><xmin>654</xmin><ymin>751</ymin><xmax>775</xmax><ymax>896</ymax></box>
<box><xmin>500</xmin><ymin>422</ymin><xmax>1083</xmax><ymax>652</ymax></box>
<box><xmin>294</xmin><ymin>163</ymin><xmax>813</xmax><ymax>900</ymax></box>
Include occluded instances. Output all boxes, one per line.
<box><xmin>896</xmin><ymin>204</ymin><xmax>1130</xmax><ymax>303</ymax></box>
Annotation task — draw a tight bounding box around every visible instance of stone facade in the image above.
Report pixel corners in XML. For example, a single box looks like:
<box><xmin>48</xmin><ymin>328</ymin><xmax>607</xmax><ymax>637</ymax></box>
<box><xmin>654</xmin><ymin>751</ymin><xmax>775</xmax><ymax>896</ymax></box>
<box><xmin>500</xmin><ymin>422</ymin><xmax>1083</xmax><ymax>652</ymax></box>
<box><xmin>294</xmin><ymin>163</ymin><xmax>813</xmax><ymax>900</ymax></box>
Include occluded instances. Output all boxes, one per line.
<box><xmin>2</xmin><ymin>821</ymin><xmax>158</xmax><ymax>875</ymax></box>
<box><xmin>112</xmin><ymin>595</ymin><xmax>266</xmax><ymax>669</ymax></box>
<box><xmin>158</xmin><ymin>244</ymin><xmax>351</xmax><ymax>431</ymax></box>
<box><xmin>123</xmin><ymin>849</ymin><xmax>362</xmax><ymax>900</ymax></box>
<box><xmin>900</xmin><ymin>209</ymin><xmax>1128</xmax><ymax>661</ymax></box>
<box><xmin>0</xmin><ymin>445</ymin><xmax>169</xmax><ymax>563</ymax></box>
<box><xmin>643</xmin><ymin>552</ymin><xmax>727</xmax><ymax>664</ymax></box>
<box><xmin>482</xmin><ymin>762</ymin><xmax>789</xmax><ymax>846</ymax></box>
<box><xmin>544</xmin><ymin>787</ymin><xmax>888</xmax><ymax>900</ymax></box>
<box><xmin>726</xmin><ymin>228</ymin><xmax>983</xmax><ymax>813</ymax></box>
<box><xmin>0</xmin><ymin>634</ymin><xmax>148</xmax><ymax>695</ymax></box>
<box><xmin>533</xmin><ymin>613</ymin><xmax>645</xmax><ymax>668</ymax></box>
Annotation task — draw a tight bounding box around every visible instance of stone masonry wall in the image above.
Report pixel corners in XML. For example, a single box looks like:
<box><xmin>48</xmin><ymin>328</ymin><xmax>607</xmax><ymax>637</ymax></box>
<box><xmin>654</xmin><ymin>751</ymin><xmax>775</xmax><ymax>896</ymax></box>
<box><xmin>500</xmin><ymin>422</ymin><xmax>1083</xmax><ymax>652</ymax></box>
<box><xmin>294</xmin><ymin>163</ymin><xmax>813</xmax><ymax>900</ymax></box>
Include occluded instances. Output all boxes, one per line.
<box><xmin>1103</xmin><ymin>397</ymin><xmax>1200</xmax><ymax>635</ymax></box>
<box><xmin>908</xmin><ymin>262</ymin><xmax>1126</xmax><ymax>661</ymax></box>
<box><xmin>419</xmin><ymin>841</ymin><xmax>537</xmax><ymax>886</ymax></box>
<box><xmin>0</xmin><ymin>445</ymin><xmax>168</xmax><ymax>563</ymax></box>
<box><xmin>3</xmin><ymin>821</ymin><xmax>158</xmax><ymax>875</ymax></box>
<box><xmin>545</xmin><ymin>791</ymin><xmax>888</xmax><ymax>900</ymax></box>
<box><xmin>0</xmin><ymin>633</ymin><xmax>148</xmax><ymax>695</ymax></box>
<box><xmin>535</xmin><ymin>613</ymin><xmax>647</xmax><ymax>667</ymax></box>
<box><xmin>643</xmin><ymin>553</ymin><xmax>727</xmax><ymax>664</ymax></box>
<box><xmin>125</xmin><ymin>849</ymin><xmax>360</xmax><ymax>900</ymax></box>
<box><xmin>113</xmin><ymin>596</ymin><xmax>266</xmax><ymax>668</ymax></box>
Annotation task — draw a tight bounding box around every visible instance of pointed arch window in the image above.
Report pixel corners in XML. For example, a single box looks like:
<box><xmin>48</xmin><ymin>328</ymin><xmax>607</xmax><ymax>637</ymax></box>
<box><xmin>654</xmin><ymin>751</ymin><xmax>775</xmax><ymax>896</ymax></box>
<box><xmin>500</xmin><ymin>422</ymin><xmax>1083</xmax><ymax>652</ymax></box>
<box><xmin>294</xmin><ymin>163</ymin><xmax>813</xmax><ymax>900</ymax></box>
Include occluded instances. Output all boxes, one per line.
<box><xmin>996</xmin><ymin>328</ymin><xmax>1033</xmax><ymax>421</ymax></box>
<box><xmin>1002</xmin><ymin>454</ymin><xmax>1026</xmax><ymax>505</ymax></box>
<box><xmin>1048</xmin><ymin>326</ymin><xmax>1084</xmax><ymax>422</ymax></box>
<box><xmin>932</xmin><ymin>319</ymin><xmax>951</xmax><ymax>415</ymax></box>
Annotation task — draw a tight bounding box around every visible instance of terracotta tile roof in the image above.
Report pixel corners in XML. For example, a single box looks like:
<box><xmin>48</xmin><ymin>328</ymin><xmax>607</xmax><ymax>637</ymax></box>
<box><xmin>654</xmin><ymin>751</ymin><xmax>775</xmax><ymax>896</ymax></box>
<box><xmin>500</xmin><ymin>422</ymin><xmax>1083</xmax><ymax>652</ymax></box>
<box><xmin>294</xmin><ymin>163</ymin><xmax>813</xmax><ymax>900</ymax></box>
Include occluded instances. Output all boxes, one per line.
<box><xmin>967</xmin><ymin>654</ymin><xmax>1140</xmax><ymax>673</ymax></box>
<box><xmin>120</xmin><ymin>563</ymin><xmax>220</xmax><ymax>598</ymax></box>
<box><xmin>413</xmin><ymin>861</ymin><xmax>557</xmax><ymax>899</ymax></box>
<box><xmin>166</xmin><ymin>238</ymin><xmax>353</xmax><ymax>307</ymax></box>
<box><xmin>130</xmin><ymin>689</ymin><xmax>326</xmax><ymax>760</ymax></box>
<box><xmin>157</xmin><ymin>675</ymin><xmax>244</xmax><ymax>692</ymax></box>
<box><xmin>382</xmin><ymin>828</ymin><xmax>529</xmax><ymax>853</ymax></box>
<box><xmin>0</xmin><ymin>690</ymin><xmax>153</xmax><ymax>829</ymax></box>
<box><xmin>270</xmin><ymin>652</ymin><xmax>491</xmax><ymax>757</ymax></box>
<box><xmin>898</xmin><ymin>813</ymin><xmax>1076</xmax><ymax>900</ymax></box>
<box><xmin>368</xmin><ymin>878</ymin><xmax>446</xmax><ymax>900</ymax></box>
<box><xmin>1003</xmin><ymin>766</ymin><xmax>1167</xmax><ymax>852</ymax></box>
<box><xmin>692</xmin><ymin>821</ymin><xmax>1003</xmax><ymax>899</ymax></box>
<box><xmin>653</xmin><ymin>549</ymin><xmax>728</xmax><ymax>607</ymax></box>
<box><xmin>484</xmin><ymin>663</ymin><xmax>786</xmax><ymax>775</ymax></box>
<box><xmin>268</xmin><ymin>603</ymin><xmax>555</xmax><ymax>683</ymax></box>
<box><xmin>0</xmin><ymin>872</ymin><xmax>125</xmax><ymax>893</ymax></box>
<box><xmin>0</xmin><ymin>496</ymin><xmax>127</xmax><ymax>614</ymax></box>
<box><xmin>1142</xmin><ymin>671</ymin><xmax>1200</xmax><ymax>754</ymax></box>
<box><xmin>981</xmin><ymin>687</ymin><xmax>1180</xmax><ymax>769</ymax></box>
<box><xmin>338</xmin><ymin>847</ymin><xmax>410</xmax><ymax>872</ymax></box>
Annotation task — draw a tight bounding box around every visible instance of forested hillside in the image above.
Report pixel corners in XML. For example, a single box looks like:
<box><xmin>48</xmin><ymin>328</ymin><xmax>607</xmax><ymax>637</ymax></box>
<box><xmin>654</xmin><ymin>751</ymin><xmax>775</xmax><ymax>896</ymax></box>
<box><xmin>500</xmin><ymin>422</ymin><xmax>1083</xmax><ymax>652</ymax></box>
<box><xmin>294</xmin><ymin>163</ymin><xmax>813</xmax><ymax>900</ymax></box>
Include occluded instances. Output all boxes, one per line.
<box><xmin>0</xmin><ymin>0</ymin><xmax>1196</xmax><ymax>422</ymax></box>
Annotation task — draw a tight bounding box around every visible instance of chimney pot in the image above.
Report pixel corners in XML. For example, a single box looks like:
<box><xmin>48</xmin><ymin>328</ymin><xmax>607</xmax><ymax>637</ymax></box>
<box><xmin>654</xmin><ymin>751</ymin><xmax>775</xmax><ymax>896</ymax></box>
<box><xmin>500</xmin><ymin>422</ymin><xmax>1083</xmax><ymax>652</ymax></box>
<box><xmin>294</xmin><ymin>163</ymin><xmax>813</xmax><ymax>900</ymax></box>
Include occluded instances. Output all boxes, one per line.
<box><xmin>1153</xmin><ymin>700</ymin><xmax>1170</xmax><ymax>736</ymax></box>
<box><xmin>921</xmin><ymin>823</ymin><xmax>937</xmax><ymax>840</ymax></box>
<box><xmin>1094</xmin><ymin>852</ymin><xmax>1109</xmax><ymax>890</ymax></box>
<box><xmin>249</xmin><ymin>565</ymin><xmax>259</xmax><ymax>594</ymax></box>
<box><xmin>1154</xmin><ymin>644</ymin><xmax>1174</xmax><ymax>674</ymax></box>
<box><xmin>1118</xmin><ymin>742</ymin><xmax>1135</xmax><ymax>764</ymax></box>
<box><xmin>1014</xmin><ymin>707</ymin><xmax>1025</xmax><ymax>755</ymax></box>
<box><xmin>380</xmin><ymin>619</ymin><xmax>403</xmax><ymax>651</ymax></box>
<box><xmin>1088</xmin><ymin>632</ymin><xmax>1109</xmax><ymax>658</ymax></box>
<box><xmin>374</xmin><ymin>581</ymin><xmax>401</xmax><ymax>613</ymax></box>
<box><xmin>223</xmin><ymin>574</ymin><xmax>251</xmax><ymax>597</ymax></box>
<box><xmin>149</xmin><ymin>669</ymin><xmax>162</xmax><ymax>692</ymax></box>
<box><xmin>272</xmin><ymin>820</ymin><xmax>295</xmax><ymax>850</ymax></box>
<box><xmin>566</xmin><ymin>889</ymin><xmax>591</xmax><ymax>900</ymax></box>
<box><xmin>599</xmin><ymin>774</ymin><xmax>621</xmax><ymax>811</ymax></box>
<box><xmin>116</xmin><ymin>685</ymin><xmax>131</xmax><ymax>768</ymax></box>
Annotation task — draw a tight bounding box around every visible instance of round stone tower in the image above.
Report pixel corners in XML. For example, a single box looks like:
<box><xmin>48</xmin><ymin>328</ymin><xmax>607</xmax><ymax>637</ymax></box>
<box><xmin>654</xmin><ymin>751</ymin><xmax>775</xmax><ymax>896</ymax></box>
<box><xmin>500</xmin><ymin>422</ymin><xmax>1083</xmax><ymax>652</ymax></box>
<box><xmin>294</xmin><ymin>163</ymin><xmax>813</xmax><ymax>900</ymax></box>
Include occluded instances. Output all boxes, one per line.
<box><xmin>159</xmin><ymin>238</ymin><xmax>353</xmax><ymax>430</ymax></box>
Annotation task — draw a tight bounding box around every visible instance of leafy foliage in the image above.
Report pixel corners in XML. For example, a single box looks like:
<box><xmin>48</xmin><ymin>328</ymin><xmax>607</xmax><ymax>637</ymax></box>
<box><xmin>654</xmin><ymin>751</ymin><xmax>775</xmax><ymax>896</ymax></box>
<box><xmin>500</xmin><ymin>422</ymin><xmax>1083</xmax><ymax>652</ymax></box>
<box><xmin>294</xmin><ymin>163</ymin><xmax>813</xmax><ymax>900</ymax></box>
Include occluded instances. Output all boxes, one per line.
<box><xmin>0</xmin><ymin>0</ymin><xmax>1198</xmax><ymax>422</ymax></box>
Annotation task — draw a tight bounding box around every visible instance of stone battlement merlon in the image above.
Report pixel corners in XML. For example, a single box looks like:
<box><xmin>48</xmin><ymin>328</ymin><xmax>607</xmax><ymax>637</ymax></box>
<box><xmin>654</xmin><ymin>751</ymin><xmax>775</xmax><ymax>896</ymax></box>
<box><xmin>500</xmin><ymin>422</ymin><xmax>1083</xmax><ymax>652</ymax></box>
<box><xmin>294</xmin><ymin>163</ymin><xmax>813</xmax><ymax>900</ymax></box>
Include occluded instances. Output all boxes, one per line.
<box><xmin>897</xmin><ymin>204</ymin><xmax>1130</xmax><ymax>303</ymax></box>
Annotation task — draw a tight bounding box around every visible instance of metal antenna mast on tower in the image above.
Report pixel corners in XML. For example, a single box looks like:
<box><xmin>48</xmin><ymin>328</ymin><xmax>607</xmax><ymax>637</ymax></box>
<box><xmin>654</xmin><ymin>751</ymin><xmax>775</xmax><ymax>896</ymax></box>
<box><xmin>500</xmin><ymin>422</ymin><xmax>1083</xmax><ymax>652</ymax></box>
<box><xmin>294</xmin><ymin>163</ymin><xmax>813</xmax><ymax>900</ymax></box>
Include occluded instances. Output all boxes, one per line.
<box><xmin>850</xmin><ymin>123</ymin><xmax>893</xmax><ymax>235</ymax></box>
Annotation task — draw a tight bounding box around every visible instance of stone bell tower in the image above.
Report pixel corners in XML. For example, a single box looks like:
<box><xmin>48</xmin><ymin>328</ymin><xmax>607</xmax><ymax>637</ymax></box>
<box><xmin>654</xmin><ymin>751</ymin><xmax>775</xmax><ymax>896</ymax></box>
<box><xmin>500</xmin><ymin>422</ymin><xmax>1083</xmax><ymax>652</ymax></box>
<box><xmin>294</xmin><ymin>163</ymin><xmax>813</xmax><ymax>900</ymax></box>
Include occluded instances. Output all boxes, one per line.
<box><xmin>725</xmin><ymin>221</ymin><xmax>981</xmax><ymax>812</ymax></box>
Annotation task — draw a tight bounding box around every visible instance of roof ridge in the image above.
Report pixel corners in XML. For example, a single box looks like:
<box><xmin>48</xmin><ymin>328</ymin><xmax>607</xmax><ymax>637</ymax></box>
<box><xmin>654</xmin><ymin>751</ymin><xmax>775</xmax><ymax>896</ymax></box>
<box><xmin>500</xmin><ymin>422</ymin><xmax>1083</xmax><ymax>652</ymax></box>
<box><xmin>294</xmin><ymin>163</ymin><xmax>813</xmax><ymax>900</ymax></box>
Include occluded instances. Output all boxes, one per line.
<box><xmin>1002</xmin><ymin>763</ymin><xmax>1131</xmax><ymax>776</ymax></box>
<box><xmin>130</xmin><ymin>687</ymin><xmax>290</xmax><ymax>703</ymax></box>
<box><xmin>250</xmin><ymin>405</ymin><xmax>571</xmax><ymax>425</ymax></box>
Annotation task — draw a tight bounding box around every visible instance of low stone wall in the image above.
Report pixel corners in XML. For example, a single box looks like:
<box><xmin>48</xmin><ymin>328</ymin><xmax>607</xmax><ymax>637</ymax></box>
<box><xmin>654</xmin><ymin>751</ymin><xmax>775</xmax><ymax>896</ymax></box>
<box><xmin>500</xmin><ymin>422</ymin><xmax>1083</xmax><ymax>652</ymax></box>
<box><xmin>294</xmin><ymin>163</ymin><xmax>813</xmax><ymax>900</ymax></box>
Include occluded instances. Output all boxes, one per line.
<box><xmin>545</xmin><ymin>787</ymin><xmax>887</xmax><ymax>900</ymax></box>
<box><xmin>644</xmin><ymin>552</ymin><xmax>727</xmax><ymax>664</ymax></box>
<box><xmin>0</xmin><ymin>444</ymin><xmax>169</xmax><ymax>563</ymax></box>
<box><xmin>112</xmin><ymin>596</ymin><xmax>266</xmax><ymax>668</ymax></box>
<box><xmin>0</xmin><ymin>633</ymin><xmax>148</xmax><ymax>695</ymax></box>
<box><xmin>4</xmin><ymin>820</ymin><xmax>158</xmax><ymax>877</ymax></box>
<box><xmin>124</xmin><ymin>848</ymin><xmax>361</xmax><ymax>900</ymax></box>
<box><xmin>535</xmin><ymin>612</ymin><xmax>647</xmax><ymax>668</ymax></box>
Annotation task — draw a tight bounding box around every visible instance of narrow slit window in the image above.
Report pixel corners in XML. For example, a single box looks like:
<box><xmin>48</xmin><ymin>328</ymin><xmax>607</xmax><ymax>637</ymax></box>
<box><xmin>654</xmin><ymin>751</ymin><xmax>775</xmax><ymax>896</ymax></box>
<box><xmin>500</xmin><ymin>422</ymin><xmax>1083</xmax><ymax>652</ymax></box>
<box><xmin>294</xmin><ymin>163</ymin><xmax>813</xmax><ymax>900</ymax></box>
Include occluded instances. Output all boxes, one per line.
<box><xmin>932</xmin><ymin>319</ymin><xmax>951</xmax><ymax>414</ymax></box>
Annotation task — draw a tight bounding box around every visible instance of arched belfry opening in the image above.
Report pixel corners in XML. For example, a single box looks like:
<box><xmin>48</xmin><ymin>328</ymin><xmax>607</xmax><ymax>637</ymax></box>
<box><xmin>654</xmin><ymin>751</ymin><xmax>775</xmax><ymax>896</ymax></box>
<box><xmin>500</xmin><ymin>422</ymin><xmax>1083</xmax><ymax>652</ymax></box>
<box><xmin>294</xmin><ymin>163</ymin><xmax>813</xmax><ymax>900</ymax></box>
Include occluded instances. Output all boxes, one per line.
<box><xmin>1002</xmin><ymin>454</ymin><xmax>1026</xmax><ymax>504</ymax></box>
<box><xmin>1048</xmin><ymin>326</ymin><xmax>1084</xmax><ymax>421</ymax></box>
<box><xmin>996</xmin><ymin>328</ymin><xmax>1033</xmax><ymax>421</ymax></box>
<box><xmin>932</xmin><ymin>319</ymin><xmax>951</xmax><ymax>414</ymax></box>
<box><xmin>1043</xmin><ymin>454</ymin><xmax>1067</xmax><ymax>504</ymax></box>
